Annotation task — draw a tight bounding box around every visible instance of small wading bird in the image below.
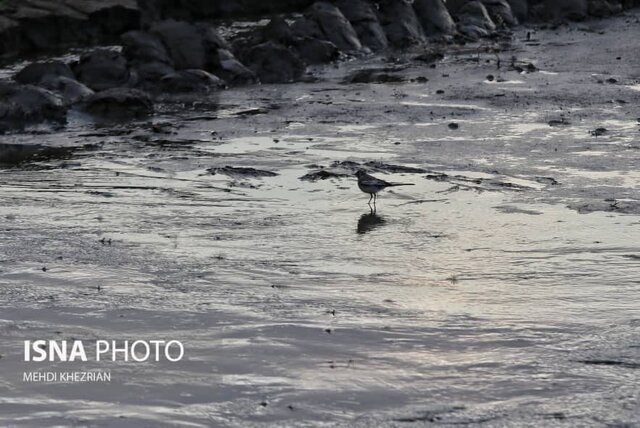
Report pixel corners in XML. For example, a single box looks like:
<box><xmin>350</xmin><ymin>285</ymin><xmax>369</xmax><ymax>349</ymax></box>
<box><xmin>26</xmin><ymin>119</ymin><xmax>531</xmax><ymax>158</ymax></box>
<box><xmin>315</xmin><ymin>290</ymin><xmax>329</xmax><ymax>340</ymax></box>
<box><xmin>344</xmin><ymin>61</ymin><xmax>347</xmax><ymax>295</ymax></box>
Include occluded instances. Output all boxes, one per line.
<box><xmin>355</xmin><ymin>169</ymin><xmax>414</xmax><ymax>208</ymax></box>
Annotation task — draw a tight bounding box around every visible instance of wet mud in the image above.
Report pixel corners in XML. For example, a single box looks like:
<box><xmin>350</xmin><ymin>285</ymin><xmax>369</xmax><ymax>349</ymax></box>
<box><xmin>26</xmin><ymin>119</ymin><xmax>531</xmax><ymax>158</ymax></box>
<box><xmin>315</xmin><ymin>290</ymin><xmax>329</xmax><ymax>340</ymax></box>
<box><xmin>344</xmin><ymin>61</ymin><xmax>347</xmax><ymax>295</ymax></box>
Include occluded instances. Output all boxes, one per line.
<box><xmin>0</xmin><ymin>11</ymin><xmax>639</xmax><ymax>428</ymax></box>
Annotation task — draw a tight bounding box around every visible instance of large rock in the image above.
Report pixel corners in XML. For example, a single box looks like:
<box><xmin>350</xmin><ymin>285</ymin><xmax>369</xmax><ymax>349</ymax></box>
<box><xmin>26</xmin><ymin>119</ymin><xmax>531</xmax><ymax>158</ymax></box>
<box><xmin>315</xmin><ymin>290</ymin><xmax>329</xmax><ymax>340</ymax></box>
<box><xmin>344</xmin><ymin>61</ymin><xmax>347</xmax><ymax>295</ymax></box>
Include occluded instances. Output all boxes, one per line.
<box><xmin>378</xmin><ymin>0</ymin><xmax>425</xmax><ymax>48</ymax></box>
<box><xmin>334</xmin><ymin>0</ymin><xmax>388</xmax><ymax>51</ymax></box>
<box><xmin>212</xmin><ymin>49</ymin><xmax>257</xmax><ymax>85</ymax></box>
<box><xmin>457</xmin><ymin>1</ymin><xmax>497</xmax><ymax>39</ymax></box>
<box><xmin>151</xmin><ymin>20</ymin><xmax>205</xmax><ymax>70</ymax></box>
<box><xmin>196</xmin><ymin>22</ymin><xmax>233</xmax><ymax>71</ymax></box>
<box><xmin>0</xmin><ymin>0</ymin><xmax>140</xmax><ymax>57</ymax></box>
<box><xmin>413</xmin><ymin>0</ymin><xmax>457</xmax><ymax>36</ymax></box>
<box><xmin>588</xmin><ymin>0</ymin><xmax>623</xmax><ymax>17</ymax></box>
<box><xmin>138</xmin><ymin>0</ymin><xmax>317</xmax><ymax>21</ymax></box>
<box><xmin>308</xmin><ymin>2</ymin><xmax>362</xmax><ymax>51</ymax></box>
<box><xmin>481</xmin><ymin>0</ymin><xmax>518</xmax><ymax>26</ymax></box>
<box><xmin>82</xmin><ymin>88</ymin><xmax>152</xmax><ymax>119</ymax></box>
<box><xmin>39</xmin><ymin>75</ymin><xmax>94</xmax><ymax>104</ymax></box>
<box><xmin>293</xmin><ymin>37</ymin><xmax>340</xmax><ymax>64</ymax></box>
<box><xmin>121</xmin><ymin>30</ymin><xmax>173</xmax><ymax>65</ymax></box>
<box><xmin>534</xmin><ymin>0</ymin><xmax>588</xmax><ymax>20</ymax></box>
<box><xmin>242</xmin><ymin>41</ymin><xmax>305</xmax><ymax>83</ymax></box>
<box><xmin>74</xmin><ymin>49</ymin><xmax>132</xmax><ymax>91</ymax></box>
<box><xmin>159</xmin><ymin>69</ymin><xmax>225</xmax><ymax>92</ymax></box>
<box><xmin>0</xmin><ymin>82</ymin><xmax>67</xmax><ymax>129</ymax></box>
<box><xmin>290</xmin><ymin>15</ymin><xmax>325</xmax><ymax>39</ymax></box>
<box><xmin>14</xmin><ymin>61</ymin><xmax>75</xmax><ymax>85</ymax></box>
<box><xmin>262</xmin><ymin>16</ymin><xmax>295</xmax><ymax>44</ymax></box>
<box><xmin>506</xmin><ymin>0</ymin><xmax>528</xmax><ymax>21</ymax></box>
<box><xmin>133</xmin><ymin>61</ymin><xmax>176</xmax><ymax>84</ymax></box>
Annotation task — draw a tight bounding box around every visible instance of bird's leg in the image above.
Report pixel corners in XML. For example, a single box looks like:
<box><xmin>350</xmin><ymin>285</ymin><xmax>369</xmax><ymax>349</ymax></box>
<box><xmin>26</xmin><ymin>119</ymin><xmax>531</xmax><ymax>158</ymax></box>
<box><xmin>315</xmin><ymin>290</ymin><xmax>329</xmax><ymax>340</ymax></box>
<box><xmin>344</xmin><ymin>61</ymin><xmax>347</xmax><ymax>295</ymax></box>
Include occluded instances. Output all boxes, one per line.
<box><xmin>368</xmin><ymin>193</ymin><xmax>373</xmax><ymax>206</ymax></box>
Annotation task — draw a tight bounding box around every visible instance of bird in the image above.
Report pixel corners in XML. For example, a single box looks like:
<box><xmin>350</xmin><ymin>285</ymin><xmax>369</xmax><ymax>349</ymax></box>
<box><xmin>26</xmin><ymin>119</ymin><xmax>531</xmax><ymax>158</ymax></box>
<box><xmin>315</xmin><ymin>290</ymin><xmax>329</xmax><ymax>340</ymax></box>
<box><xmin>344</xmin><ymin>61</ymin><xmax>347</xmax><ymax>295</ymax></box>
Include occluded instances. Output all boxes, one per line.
<box><xmin>355</xmin><ymin>169</ymin><xmax>414</xmax><ymax>207</ymax></box>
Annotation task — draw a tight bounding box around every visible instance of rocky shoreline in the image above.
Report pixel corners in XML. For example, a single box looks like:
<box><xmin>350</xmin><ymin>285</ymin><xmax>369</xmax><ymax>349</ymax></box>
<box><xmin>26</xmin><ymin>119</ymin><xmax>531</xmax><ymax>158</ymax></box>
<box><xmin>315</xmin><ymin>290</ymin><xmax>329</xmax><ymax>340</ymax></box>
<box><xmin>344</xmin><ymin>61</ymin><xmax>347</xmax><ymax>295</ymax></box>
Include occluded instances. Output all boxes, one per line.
<box><xmin>0</xmin><ymin>0</ymin><xmax>638</xmax><ymax>132</ymax></box>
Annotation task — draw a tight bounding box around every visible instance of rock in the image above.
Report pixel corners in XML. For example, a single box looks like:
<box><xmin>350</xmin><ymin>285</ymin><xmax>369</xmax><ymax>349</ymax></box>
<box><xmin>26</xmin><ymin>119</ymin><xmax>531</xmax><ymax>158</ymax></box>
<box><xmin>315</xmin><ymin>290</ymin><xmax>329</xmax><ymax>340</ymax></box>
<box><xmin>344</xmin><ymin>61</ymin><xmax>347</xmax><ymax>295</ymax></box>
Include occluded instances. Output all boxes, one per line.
<box><xmin>39</xmin><ymin>75</ymin><xmax>94</xmax><ymax>104</ymax></box>
<box><xmin>290</xmin><ymin>15</ymin><xmax>325</xmax><ymax>39</ymax></box>
<box><xmin>308</xmin><ymin>2</ymin><xmax>362</xmax><ymax>51</ymax></box>
<box><xmin>139</xmin><ymin>0</ymin><xmax>317</xmax><ymax>21</ymax></box>
<box><xmin>159</xmin><ymin>70</ymin><xmax>225</xmax><ymax>92</ymax></box>
<box><xmin>207</xmin><ymin>166</ymin><xmax>278</xmax><ymax>177</ymax></box>
<box><xmin>196</xmin><ymin>22</ymin><xmax>233</xmax><ymax>71</ymax></box>
<box><xmin>82</xmin><ymin>88</ymin><xmax>152</xmax><ymax>119</ymax></box>
<box><xmin>14</xmin><ymin>61</ymin><xmax>75</xmax><ymax>85</ymax></box>
<box><xmin>262</xmin><ymin>16</ymin><xmax>295</xmax><ymax>44</ymax></box>
<box><xmin>133</xmin><ymin>61</ymin><xmax>176</xmax><ymax>84</ymax></box>
<box><xmin>535</xmin><ymin>0</ymin><xmax>588</xmax><ymax>21</ymax></box>
<box><xmin>481</xmin><ymin>0</ymin><xmax>518</xmax><ymax>26</ymax></box>
<box><xmin>588</xmin><ymin>0</ymin><xmax>622</xmax><ymax>17</ymax></box>
<box><xmin>0</xmin><ymin>82</ymin><xmax>67</xmax><ymax>129</ymax></box>
<box><xmin>457</xmin><ymin>1</ymin><xmax>496</xmax><ymax>39</ymax></box>
<box><xmin>242</xmin><ymin>41</ymin><xmax>305</xmax><ymax>83</ymax></box>
<box><xmin>212</xmin><ymin>49</ymin><xmax>257</xmax><ymax>84</ymax></box>
<box><xmin>293</xmin><ymin>37</ymin><xmax>340</xmax><ymax>64</ymax></box>
<box><xmin>121</xmin><ymin>31</ymin><xmax>172</xmax><ymax>65</ymax></box>
<box><xmin>345</xmin><ymin>68</ymin><xmax>405</xmax><ymax>83</ymax></box>
<box><xmin>0</xmin><ymin>0</ymin><xmax>140</xmax><ymax>57</ymax></box>
<box><xmin>378</xmin><ymin>0</ymin><xmax>425</xmax><ymax>48</ymax></box>
<box><xmin>0</xmin><ymin>16</ymin><xmax>20</xmax><ymax>57</ymax></box>
<box><xmin>151</xmin><ymin>20</ymin><xmax>205</xmax><ymax>70</ymax></box>
<box><xmin>334</xmin><ymin>0</ymin><xmax>388</xmax><ymax>51</ymax></box>
<box><xmin>74</xmin><ymin>49</ymin><xmax>132</xmax><ymax>91</ymax></box>
<box><xmin>506</xmin><ymin>0</ymin><xmax>528</xmax><ymax>21</ymax></box>
<box><xmin>300</xmin><ymin>169</ymin><xmax>350</xmax><ymax>181</ymax></box>
<box><xmin>413</xmin><ymin>0</ymin><xmax>457</xmax><ymax>36</ymax></box>
<box><xmin>414</xmin><ymin>50</ymin><xmax>445</xmax><ymax>64</ymax></box>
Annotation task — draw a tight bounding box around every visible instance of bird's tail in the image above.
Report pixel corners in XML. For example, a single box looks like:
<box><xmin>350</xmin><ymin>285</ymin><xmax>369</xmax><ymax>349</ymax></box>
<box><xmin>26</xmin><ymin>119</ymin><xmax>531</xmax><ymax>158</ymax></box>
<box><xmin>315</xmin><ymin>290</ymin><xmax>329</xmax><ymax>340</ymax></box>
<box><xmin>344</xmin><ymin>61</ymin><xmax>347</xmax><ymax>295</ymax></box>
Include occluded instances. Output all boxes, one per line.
<box><xmin>388</xmin><ymin>183</ymin><xmax>415</xmax><ymax>187</ymax></box>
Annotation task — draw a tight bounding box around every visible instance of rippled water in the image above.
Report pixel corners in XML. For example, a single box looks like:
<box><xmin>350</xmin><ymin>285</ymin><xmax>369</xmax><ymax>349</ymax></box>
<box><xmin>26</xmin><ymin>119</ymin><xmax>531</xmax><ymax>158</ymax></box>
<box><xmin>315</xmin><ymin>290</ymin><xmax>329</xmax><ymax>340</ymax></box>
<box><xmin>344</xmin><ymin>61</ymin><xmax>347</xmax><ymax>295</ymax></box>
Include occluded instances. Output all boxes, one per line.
<box><xmin>1</xmin><ymin>19</ymin><xmax>640</xmax><ymax>427</ymax></box>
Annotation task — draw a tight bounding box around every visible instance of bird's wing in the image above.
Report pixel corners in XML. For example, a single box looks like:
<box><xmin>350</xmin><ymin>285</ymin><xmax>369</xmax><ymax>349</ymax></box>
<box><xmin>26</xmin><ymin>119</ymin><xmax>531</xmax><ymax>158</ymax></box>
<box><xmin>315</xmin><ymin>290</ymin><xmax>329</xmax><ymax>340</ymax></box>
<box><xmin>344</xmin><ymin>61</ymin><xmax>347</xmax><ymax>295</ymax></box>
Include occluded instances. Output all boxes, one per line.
<box><xmin>360</xmin><ymin>174</ymin><xmax>391</xmax><ymax>186</ymax></box>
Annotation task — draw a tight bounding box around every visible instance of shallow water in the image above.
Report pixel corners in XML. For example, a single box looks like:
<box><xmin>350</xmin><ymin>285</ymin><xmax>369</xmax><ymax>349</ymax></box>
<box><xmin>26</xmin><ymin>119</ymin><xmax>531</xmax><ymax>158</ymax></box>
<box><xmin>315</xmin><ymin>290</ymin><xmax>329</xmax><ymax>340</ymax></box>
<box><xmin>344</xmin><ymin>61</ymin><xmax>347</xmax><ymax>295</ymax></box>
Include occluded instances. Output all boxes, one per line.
<box><xmin>1</xmin><ymin>14</ymin><xmax>640</xmax><ymax>428</ymax></box>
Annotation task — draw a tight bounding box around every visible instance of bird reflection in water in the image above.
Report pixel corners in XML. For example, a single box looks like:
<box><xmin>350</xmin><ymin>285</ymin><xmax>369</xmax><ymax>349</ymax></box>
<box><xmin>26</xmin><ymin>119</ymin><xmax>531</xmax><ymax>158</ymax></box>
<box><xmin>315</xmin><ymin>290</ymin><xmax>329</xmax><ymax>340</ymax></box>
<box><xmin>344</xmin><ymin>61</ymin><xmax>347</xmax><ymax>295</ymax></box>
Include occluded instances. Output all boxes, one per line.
<box><xmin>357</xmin><ymin>210</ymin><xmax>386</xmax><ymax>234</ymax></box>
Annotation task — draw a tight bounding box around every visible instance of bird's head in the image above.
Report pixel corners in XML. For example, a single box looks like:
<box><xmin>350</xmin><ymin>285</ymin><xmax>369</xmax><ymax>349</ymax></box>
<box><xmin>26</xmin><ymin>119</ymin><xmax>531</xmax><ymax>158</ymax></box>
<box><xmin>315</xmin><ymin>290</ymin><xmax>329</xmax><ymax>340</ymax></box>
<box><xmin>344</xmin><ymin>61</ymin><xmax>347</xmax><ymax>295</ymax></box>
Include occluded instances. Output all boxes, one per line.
<box><xmin>355</xmin><ymin>169</ymin><xmax>366</xmax><ymax>178</ymax></box>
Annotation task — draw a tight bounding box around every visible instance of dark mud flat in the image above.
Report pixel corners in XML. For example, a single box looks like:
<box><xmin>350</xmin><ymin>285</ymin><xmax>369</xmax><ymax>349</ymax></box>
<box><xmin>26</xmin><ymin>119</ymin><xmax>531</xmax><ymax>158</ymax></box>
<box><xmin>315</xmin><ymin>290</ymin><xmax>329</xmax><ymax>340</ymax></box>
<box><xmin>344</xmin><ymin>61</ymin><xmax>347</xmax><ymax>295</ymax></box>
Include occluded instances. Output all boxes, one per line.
<box><xmin>1</xmin><ymin>12</ymin><xmax>640</xmax><ymax>428</ymax></box>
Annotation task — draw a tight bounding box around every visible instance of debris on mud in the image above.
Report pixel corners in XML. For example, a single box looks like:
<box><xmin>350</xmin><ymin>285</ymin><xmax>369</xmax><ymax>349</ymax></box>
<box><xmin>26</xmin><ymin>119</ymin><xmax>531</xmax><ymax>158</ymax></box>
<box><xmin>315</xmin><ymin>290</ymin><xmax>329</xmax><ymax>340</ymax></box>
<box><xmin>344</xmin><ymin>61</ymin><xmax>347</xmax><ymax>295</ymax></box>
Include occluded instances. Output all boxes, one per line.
<box><xmin>426</xmin><ymin>171</ymin><xmax>537</xmax><ymax>193</ymax></box>
<box><xmin>300</xmin><ymin>161</ymin><xmax>426</xmax><ymax>182</ymax></box>
<box><xmin>207</xmin><ymin>166</ymin><xmax>278</xmax><ymax>178</ymax></box>
<box><xmin>344</xmin><ymin>68</ymin><xmax>406</xmax><ymax>84</ymax></box>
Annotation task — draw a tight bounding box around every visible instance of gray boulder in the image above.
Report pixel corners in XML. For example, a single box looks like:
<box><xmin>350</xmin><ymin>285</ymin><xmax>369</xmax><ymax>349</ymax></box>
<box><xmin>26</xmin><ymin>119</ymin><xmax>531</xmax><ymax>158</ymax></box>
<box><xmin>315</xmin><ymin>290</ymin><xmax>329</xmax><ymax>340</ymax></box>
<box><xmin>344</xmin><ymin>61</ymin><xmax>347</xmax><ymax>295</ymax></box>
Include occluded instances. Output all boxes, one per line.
<box><xmin>506</xmin><ymin>0</ymin><xmax>528</xmax><ymax>21</ymax></box>
<box><xmin>457</xmin><ymin>1</ymin><xmax>496</xmax><ymax>39</ymax></box>
<box><xmin>14</xmin><ymin>61</ymin><xmax>75</xmax><ymax>85</ymax></box>
<box><xmin>535</xmin><ymin>0</ymin><xmax>588</xmax><ymax>20</ymax></box>
<box><xmin>213</xmin><ymin>49</ymin><xmax>257</xmax><ymax>84</ymax></box>
<box><xmin>151</xmin><ymin>20</ymin><xmax>206</xmax><ymax>70</ymax></box>
<box><xmin>481</xmin><ymin>0</ymin><xmax>518</xmax><ymax>26</ymax></box>
<box><xmin>39</xmin><ymin>75</ymin><xmax>94</xmax><ymax>104</ymax></box>
<box><xmin>588</xmin><ymin>0</ymin><xmax>622</xmax><ymax>17</ymax></box>
<box><xmin>334</xmin><ymin>0</ymin><xmax>388</xmax><ymax>51</ymax></box>
<box><xmin>378</xmin><ymin>0</ymin><xmax>425</xmax><ymax>48</ymax></box>
<box><xmin>121</xmin><ymin>30</ymin><xmax>173</xmax><ymax>65</ymax></box>
<box><xmin>82</xmin><ymin>88</ymin><xmax>152</xmax><ymax>119</ymax></box>
<box><xmin>0</xmin><ymin>82</ymin><xmax>67</xmax><ymax>129</ymax></box>
<box><xmin>242</xmin><ymin>41</ymin><xmax>305</xmax><ymax>83</ymax></box>
<box><xmin>262</xmin><ymin>16</ymin><xmax>295</xmax><ymax>44</ymax></box>
<box><xmin>133</xmin><ymin>62</ymin><xmax>176</xmax><ymax>84</ymax></box>
<box><xmin>293</xmin><ymin>37</ymin><xmax>340</xmax><ymax>64</ymax></box>
<box><xmin>290</xmin><ymin>15</ymin><xmax>325</xmax><ymax>39</ymax></box>
<box><xmin>413</xmin><ymin>0</ymin><xmax>457</xmax><ymax>36</ymax></box>
<box><xmin>160</xmin><ymin>69</ymin><xmax>225</xmax><ymax>92</ymax></box>
<box><xmin>74</xmin><ymin>49</ymin><xmax>132</xmax><ymax>91</ymax></box>
<box><xmin>0</xmin><ymin>0</ymin><xmax>140</xmax><ymax>57</ymax></box>
<box><xmin>308</xmin><ymin>2</ymin><xmax>362</xmax><ymax>51</ymax></box>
